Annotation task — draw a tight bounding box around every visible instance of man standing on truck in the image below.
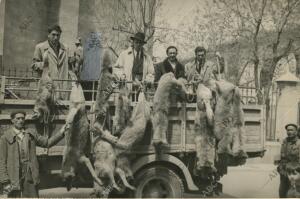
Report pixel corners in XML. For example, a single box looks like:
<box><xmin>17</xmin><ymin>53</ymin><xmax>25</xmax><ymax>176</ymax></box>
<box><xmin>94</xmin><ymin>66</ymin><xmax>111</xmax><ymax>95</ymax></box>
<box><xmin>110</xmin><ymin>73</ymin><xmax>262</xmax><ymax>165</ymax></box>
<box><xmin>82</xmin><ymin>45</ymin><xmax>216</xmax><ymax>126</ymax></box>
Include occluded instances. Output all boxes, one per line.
<box><xmin>154</xmin><ymin>46</ymin><xmax>185</xmax><ymax>82</ymax></box>
<box><xmin>113</xmin><ymin>32</ymin><xmax>154</xmax><ymax>87</ymax></box>
<box><xmin>0</xmin><ymin>111</ymin><xmax>68</xmax><ymax>197</ymax></box>
<box><xmin>277</xmin><ymin>123</ymin><xmax>300</xmax><ymax>198</ymax></box>
<box><xmin>31</xmin><ymin>25</ymin><xmax>71</xmax><ymax>99</ymax></box>
<box><xmin>185</xmin><ymin>46</ymin><xmax>225</xmax><ymax>83</ymax></box>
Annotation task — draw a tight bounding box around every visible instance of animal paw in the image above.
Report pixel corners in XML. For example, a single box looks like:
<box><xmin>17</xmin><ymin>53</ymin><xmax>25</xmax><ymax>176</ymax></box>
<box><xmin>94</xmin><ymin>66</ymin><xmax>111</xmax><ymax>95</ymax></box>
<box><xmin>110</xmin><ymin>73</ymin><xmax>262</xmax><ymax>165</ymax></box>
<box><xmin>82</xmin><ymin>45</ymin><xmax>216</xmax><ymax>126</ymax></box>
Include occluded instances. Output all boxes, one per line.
<box><xmin>113</xmin><ymin>183</ymin><xmax>122</xmax><ymax>191</ymax></box>
<box><xmin>32</xmin><ymin>111</ymin><xmax>41</xmax><ymax>120</ymax></box>
<box><xmin>126</xmin><ymin>184</ymin><xmax>136</xmax><ymax>190</ymax></box>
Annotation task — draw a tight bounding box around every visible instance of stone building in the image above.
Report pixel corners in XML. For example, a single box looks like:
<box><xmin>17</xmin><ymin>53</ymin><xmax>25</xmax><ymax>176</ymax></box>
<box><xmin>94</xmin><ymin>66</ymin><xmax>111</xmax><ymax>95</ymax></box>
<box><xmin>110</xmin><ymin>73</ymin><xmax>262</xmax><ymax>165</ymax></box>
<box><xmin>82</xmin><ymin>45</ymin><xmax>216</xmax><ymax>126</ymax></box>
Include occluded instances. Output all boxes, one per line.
<box><xmin>0</xmin><ymin>0</ymin><xmax>156</xmax><ymax>78</ymax></box>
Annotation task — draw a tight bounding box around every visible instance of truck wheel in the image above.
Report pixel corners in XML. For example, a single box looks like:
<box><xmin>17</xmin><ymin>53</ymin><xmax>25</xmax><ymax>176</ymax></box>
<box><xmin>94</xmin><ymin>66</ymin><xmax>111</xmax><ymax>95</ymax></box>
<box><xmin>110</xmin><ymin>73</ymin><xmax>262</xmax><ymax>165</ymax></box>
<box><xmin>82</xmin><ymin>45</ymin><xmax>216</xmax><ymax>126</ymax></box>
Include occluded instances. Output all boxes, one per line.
<box><xmin>133</xmin><ymin>166</ymin><xmax>184</xmax><ymax>198</ymax></box>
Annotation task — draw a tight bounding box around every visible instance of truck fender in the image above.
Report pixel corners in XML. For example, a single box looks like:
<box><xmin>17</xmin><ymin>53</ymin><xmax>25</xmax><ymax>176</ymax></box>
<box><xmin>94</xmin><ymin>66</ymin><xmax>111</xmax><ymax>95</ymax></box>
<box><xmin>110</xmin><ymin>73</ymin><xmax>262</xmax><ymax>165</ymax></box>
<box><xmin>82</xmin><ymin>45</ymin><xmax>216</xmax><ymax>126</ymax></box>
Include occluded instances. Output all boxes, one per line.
<box><xmin>131</xmin><ymin>154</ymin><xmax>199</xmax><ymax>191</ymax></box>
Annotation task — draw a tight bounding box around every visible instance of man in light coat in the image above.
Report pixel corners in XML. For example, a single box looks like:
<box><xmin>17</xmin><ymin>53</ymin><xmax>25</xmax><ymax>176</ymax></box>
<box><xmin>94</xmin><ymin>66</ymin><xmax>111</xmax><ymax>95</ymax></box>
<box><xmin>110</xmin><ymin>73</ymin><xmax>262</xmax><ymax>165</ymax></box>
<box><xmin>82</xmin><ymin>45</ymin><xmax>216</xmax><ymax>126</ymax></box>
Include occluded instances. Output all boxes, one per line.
<box><xmin>185</xmin><ymin>46</ymin><xmax>225</xmax><ymax>83</ymax></box>
<box><xmin>113</xmin><ymin>32</ymin><xmax>154</xmax><ymax>87</ymax></box>
<box><xmin>31</xmin><ymin>25</ymin><xmax>71</xmax><ymax>99</ymax></box>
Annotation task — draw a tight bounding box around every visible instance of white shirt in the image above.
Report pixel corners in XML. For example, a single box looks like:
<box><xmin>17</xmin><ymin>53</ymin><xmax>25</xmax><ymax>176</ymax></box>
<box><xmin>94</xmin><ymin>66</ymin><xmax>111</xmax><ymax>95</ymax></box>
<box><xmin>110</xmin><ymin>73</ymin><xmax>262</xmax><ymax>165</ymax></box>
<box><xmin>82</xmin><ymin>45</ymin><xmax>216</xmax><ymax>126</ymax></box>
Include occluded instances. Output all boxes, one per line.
<box><xmin>169</xmin><ymin>60</ymin><xmax>176</xmax><ymax>71</ymax></box>
<box><xmin>13</xmin><ymin>127</ymin><xmax>25</xmax><ymax>141</ymax></box>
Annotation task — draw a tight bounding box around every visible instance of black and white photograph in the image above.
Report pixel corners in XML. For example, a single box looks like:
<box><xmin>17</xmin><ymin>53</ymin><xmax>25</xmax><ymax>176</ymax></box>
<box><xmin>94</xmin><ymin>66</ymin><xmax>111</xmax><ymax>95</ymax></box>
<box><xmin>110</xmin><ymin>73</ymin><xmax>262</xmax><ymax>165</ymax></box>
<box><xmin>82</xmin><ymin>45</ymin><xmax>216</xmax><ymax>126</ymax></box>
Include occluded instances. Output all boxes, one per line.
<box><xmin>0</xmin><ymin>0</ymin><xmax>300</xmax><ymax>198</ymax></box>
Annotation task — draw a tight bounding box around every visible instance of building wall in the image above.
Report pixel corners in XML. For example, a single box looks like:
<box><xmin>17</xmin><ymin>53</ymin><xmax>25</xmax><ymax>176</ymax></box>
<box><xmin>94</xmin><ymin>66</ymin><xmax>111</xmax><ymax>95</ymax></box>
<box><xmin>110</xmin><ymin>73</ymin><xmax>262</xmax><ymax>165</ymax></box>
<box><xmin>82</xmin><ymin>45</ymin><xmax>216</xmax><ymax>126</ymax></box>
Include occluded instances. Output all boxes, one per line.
<box><xmin>2</xmin><ymin>0</ymin><xmax>49</xmax><ymax>76</ymax></box>
<box><xmin>0</xmin><ymin>0</ymin><xmax>5</xmax><ymax>55</ymax></box>
<box><xmin>2</xmin><ymin>0</ymin><xmax>80</xmax><ymax>76</ymax></box>
<box><xmin>0</xmin><ymin>0</ymin><xmax>5</xmax><ymax>74</ymax></box>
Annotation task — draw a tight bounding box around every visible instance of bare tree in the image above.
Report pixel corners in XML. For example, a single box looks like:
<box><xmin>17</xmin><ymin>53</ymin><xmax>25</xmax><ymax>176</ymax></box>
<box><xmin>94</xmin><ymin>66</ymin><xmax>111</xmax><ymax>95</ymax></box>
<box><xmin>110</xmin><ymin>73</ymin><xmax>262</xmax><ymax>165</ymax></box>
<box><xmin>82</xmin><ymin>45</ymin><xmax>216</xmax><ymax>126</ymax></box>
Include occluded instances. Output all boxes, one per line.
<box><xmin>85</xmin><ymin>0</ymin><xmax>162</xmax><ymax>56</ymax></box>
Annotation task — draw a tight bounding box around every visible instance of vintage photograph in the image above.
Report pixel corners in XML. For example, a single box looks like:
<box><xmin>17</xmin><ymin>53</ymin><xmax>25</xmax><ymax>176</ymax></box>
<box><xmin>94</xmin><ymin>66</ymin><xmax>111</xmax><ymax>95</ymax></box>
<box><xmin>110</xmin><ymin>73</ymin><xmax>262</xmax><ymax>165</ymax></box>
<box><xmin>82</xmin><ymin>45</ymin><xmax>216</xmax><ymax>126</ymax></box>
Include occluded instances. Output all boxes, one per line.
<box><xmin>0</xmin><ymin>0</ymin><xmax>300</xmax><ymax>198</ymax></box>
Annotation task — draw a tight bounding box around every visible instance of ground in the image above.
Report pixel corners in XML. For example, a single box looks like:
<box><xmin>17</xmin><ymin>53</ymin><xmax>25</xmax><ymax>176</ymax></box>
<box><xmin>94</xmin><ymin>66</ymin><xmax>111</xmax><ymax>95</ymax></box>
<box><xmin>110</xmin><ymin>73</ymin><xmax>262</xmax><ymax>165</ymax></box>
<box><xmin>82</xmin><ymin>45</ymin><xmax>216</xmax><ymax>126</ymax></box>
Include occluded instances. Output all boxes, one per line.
<box><xmin>38</xmin><ymin>162</ymin><xmax>279</xmax><ymax>198</ymax></box>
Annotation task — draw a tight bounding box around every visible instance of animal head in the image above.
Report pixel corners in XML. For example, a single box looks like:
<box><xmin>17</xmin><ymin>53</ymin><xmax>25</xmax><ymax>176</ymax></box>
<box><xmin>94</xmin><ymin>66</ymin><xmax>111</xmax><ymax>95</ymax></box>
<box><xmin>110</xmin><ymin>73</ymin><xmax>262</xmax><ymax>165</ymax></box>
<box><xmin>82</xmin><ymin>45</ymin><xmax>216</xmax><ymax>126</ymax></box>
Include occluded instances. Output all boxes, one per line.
<box><xmin>286</xmin><ymin>163</ymin><xmax>300</xmax><ymax>184</ymax></box>
<box><xmin>171</xmin><ymin>77</ymin><xmax>188</xmax><ymax>101</ymax></box>
<box><xmin>196</xmin><ymin>83</ymin><xmax>214</xmax><ymax>126</ymax></box>
<box><xmin>215</xmin><ymin>80</ymin><xmax>237</xmax><ymax>104</ymax></box>
<box><xmin>196</xmin><ymin>84</ymin><xmax>212</xmax><ymax>110</ymax></box>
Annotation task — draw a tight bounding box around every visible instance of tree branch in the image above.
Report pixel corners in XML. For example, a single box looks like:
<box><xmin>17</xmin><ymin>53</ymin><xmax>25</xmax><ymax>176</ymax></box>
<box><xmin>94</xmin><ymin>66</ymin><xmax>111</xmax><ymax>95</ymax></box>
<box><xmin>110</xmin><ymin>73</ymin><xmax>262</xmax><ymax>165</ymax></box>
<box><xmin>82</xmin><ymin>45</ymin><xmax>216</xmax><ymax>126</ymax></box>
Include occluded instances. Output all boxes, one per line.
<box><xmin>236</xmin><ymin>60</ymin><xmax>250</xmax><ymax>85</ymax></box>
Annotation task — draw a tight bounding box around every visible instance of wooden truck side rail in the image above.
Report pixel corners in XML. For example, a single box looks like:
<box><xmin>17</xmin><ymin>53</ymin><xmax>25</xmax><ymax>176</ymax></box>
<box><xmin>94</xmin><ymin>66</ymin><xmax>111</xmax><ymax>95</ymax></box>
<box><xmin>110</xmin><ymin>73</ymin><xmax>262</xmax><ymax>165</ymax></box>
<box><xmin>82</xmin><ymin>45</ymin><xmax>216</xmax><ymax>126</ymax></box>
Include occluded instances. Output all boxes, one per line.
<box><xmin>0</xmin><ymin>76</ymin><xmax>265</xmax><ymax>157</ymax></box>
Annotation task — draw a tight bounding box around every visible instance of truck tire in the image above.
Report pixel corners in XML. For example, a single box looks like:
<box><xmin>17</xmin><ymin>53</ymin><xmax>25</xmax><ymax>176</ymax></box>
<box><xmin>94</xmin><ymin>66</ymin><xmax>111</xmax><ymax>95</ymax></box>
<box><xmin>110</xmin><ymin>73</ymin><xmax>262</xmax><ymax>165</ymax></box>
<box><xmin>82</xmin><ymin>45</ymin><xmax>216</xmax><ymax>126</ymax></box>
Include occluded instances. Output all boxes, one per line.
<box><xmin>133</xmin><ymin>166</ymin><xmax>184</xmax><ymax>198</ymax></box>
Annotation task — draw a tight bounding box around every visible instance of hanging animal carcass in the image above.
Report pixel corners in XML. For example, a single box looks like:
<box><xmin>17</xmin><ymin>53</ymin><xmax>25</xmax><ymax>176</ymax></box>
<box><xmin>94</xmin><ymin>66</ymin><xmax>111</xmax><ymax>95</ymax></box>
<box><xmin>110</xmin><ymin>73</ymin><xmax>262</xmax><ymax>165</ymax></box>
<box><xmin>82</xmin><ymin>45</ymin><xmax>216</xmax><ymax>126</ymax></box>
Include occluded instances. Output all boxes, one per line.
<box><xmin>213</xmin><ymin>80</ymin><xmax>247</xmax><ymax>160</ymax></box>
<box><xmin>194</xmin><ymin>83</ymin><xmax>216</xmax><ymax>177</ymax></box>
<box><xmin>32</xmin><ymin>57</ymin><xmax>58</xmax><ymax>137</ymax></box>
<box><xmin>61</xmin><ymin>81</ymin><xmax>103</xmax><ymax>190</ymax></box>
<box><xmin>152</xmin><ymin>72</ymin><xmax>188</xmax><ymax>149</ymax></box>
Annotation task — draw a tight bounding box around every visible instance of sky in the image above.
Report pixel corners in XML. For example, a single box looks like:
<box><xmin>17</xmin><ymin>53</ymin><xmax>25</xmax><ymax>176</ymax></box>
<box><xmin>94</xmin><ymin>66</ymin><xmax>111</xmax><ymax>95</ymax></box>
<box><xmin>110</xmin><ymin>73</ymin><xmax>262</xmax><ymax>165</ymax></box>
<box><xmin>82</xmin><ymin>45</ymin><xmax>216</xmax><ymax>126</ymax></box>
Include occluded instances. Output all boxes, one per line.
<box><xmin>153</xmin><ymin>0</ymin><xmax>200</xmax><ymax>58</ymax></box>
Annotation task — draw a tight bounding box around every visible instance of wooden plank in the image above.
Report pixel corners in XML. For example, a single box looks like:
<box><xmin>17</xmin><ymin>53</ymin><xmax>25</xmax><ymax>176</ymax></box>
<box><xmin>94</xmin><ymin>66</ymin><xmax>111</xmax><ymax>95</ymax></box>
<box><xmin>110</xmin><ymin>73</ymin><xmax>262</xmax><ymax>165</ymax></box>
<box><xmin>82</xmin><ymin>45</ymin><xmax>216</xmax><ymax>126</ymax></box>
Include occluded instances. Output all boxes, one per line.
<box><xmin>0</xmin><ymin>76</ymin><xmax>5</xmax><ymax>103</ymax></box>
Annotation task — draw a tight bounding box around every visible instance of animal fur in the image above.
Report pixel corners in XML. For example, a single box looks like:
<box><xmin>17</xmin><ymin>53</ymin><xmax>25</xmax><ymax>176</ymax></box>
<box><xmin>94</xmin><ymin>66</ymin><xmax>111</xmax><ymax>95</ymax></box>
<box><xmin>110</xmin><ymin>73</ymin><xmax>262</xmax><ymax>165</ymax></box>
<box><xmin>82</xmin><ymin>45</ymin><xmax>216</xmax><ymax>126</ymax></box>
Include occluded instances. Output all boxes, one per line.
<box><xmin>152</xmin><ymin>73</ymin><xmax>187</xmax><ymax>147</ymax></box>
<box><xmin>94</xmin><ymin>51</ymin><xmax>118</xmax><ymax>128</ymax></box>
<box><xmin>92</xmin><ymin>50</ymin><xmax>120</xmax><ymax>145</ymax></box>
<box><xmin>92</xmin><ymin>93</ymin><xmax>151</xmax><ymax>196</ymax></box>
<box><xmin>33</xmin><ymin>73</ymin><xmax>56</xmax><ymax>123</ymax></box>
<box><xmin>213</xmin><ymin>80</ymin><xmax>247</xmax><ymax>159</ymax></box>
<box><xmin>32</xmin><ymin>72</ymin><xmax>57</xmax><ymax>136</ymax></box>
<box><xmin>194</xmin><ymin>83</ymin><xmax>216</xmax><ymax>176</ymax></box>
<box><xmin>113</xmin><ymin>84</ymin><xmax>131</xmax><ymax>136</ymax></box>
<box><xmin>91</xmin><ymin>51</ymin><xmax>136</xmax><ymax>196</ymax></box>
<box><xmin>286</xmin><ymin>163</ymin><xmax>300</xmax><ymax>197</ymax></box>
<box><xmin>116</xmin><ymin>92</ymin><xmax>151</xmax><ymax>150</ymax></box>
<box><xmin>92</xmin><ymin>138</ymin><xmax>136</xmax><ymax>197</ymax></box>
<box><xmin>62</xmin><ymin>82</ymin><xmax>103</xmax><ymax>191</ymax></box>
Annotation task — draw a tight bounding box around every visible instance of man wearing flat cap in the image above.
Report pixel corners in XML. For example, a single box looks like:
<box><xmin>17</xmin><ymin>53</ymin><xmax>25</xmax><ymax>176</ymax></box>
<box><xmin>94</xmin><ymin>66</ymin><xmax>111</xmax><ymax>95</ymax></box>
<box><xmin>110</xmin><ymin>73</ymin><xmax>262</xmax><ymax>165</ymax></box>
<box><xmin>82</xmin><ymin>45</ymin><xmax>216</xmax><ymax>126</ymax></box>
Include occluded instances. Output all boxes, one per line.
<box><xmin>113</xmin><ymin>32</ymin><xmax>154</xmax><ymax>88</ymax></box>
<box><xmin>0</xmin><ymin>111</ymin><xmax>68</xmax><ymax>197</ymax></box>
<box><xmin>277</xmin><ymin>123</ymin><xmax>300</xmax><ymax>197</ymax></box>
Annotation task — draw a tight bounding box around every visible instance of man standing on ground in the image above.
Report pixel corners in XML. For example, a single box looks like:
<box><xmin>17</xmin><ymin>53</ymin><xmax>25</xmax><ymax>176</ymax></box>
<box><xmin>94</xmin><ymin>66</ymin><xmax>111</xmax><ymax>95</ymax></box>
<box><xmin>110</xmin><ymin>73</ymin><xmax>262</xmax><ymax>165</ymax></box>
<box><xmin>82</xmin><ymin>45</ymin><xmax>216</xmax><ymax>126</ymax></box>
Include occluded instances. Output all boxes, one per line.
<box><xmin>277</xmin><ymin>123</ymin><xmax>300</xmax><ymax>198</ymax></box>
<box><xmin>0</xmin><ymin>111</ymin><xmax>68</xmax><ymax>197</ymax></box>
<box><xmin>154</xmin><ymin>46</ymin><xmax>185</xmax><ymax>82</ymax></box>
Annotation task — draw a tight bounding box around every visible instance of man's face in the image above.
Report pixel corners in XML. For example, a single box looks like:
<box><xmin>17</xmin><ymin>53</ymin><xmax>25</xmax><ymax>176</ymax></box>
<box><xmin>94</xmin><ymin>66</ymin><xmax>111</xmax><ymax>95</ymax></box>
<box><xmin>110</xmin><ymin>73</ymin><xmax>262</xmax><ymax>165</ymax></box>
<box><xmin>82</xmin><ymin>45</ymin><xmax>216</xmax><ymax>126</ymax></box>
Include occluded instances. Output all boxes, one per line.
<box><xmin>48</xmin><ymin>30</ymin><xmax>61</xmax><ymax>46</ymax></box>
<box><xmin>286</xmin><ymin>126</ymin><xmax>297</xmax><ymax>139</ymax></box>
<box><xmin>132</xmin><ymin>40</ymin><xmax>144</xmax><ymax>51</ymax></box>
<box><xmin>196</xmin><ymin>51</ymin><xmax>206</xmax><ymax>63</ymax></box>
<box><xmin>167</xmin><ymin>48</ymin><xmax>177</xmax><ymax>62</ymax></box>
<box><xmin>11</xmin><ymin>113</ymin><xmax>25</xmax><ymax>130</ymax></box>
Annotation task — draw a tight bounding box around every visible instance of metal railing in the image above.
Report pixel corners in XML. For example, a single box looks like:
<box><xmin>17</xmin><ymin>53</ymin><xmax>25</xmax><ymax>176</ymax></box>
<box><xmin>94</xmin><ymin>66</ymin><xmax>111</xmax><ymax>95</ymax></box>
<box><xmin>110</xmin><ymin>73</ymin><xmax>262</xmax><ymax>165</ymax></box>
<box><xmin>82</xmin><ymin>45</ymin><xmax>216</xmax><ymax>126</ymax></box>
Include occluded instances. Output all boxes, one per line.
<box><xmin>1</xmin><ymin>75</ymin><xmax>260</xmax><ymax>105</ymax></box>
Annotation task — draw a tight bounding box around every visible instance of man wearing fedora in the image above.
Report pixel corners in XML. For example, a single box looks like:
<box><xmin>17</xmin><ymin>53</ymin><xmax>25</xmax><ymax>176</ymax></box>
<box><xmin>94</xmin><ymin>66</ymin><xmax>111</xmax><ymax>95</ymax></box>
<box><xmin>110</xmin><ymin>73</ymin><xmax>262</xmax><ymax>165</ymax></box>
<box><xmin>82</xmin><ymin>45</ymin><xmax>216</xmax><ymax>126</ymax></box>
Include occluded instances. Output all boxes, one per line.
<box><xmin>0</xmin><ymin>111</ymin><xmax>68</xmax><ymax>197</ymax></box>
<box><xmin>277</xmin><ymin>123</ymin><xmax>300</xmax><ymax>197</ymax></box>
<box><xmin>113</xmin><ymin>32</ymin><xmax>154</xmax><ymax>87</ymax></box>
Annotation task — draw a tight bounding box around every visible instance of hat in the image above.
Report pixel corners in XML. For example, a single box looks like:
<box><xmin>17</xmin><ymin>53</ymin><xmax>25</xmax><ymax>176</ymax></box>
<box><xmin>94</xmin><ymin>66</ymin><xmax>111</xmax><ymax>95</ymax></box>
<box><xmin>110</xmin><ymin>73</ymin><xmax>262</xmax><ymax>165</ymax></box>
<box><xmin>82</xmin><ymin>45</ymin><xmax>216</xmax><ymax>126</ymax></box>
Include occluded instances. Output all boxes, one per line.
<box><xmin>130</xmin><ymin>32</ymin><xmax>146</xmax><ymax>44</ymax></box>
<box><xmin>10</xmin><ymin>111</ymin><xmax>26</xmax><ymax>119</ymax></box>
<box><xmin>286</xmin><ymin>162</ymin><xmax>300</xmax><ymax>173</ymax></box>
<box><xmin>285</xmin><ymin>123</ymin><xmax>298</xmax><ymax>130</ymax></box>
<box><xmin>75</xmin><ymin>37</ymin><xmax>81</xmax><ymax>44</ymax></box>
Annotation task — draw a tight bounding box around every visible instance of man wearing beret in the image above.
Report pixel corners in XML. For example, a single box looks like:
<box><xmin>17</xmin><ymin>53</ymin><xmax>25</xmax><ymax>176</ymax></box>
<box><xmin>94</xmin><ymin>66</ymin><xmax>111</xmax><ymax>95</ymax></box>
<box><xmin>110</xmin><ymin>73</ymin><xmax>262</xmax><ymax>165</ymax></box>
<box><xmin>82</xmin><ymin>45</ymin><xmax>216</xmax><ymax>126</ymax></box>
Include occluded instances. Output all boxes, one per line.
<box><xmin>0</xmin><ymin>111</ymin><xmax>68</xmax><ymax>197</ymax></box>
<box><xmin>278</xmin><ymin>123</ymin><xmax>300</xmax><ymax>198</ymax></box>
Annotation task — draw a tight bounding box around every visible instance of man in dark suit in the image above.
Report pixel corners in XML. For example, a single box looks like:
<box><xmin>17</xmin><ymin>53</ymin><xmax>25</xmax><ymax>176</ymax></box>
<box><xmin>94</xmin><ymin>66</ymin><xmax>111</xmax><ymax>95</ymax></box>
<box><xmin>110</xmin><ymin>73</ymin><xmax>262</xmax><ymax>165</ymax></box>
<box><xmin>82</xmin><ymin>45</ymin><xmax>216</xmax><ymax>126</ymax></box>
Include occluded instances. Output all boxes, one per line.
<box><xmin>0</xmin><ymin>111</ymin><xmax>68</xmax><ymax>197</ymax></box>
<box><xmin>154</xmin><ymin>46</ymin><xmax>185</xmax><ymax>82</ymax></box>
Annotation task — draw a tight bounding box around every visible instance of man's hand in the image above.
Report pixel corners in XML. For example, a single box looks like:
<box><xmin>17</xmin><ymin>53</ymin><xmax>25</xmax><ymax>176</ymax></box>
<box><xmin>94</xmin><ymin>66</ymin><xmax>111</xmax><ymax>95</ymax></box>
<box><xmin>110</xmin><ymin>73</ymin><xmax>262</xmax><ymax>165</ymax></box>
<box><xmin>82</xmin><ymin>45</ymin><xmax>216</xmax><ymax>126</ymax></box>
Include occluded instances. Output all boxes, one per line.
<box><xmin>145</xmin><ymin>74</ymin><xmax>154</xmax><ymax>84</ymax></box>
<box><xmin>3</xmin><ymin>183</ymin><xmax>12</xmax><ymax>194</ymax></box>
<box><xmin>60</xmin><ymin>124</ymin><xmax>70</xmax><ymax>135</ymax></box>
<box><xmin>133</xmin><ymin>79</ymin><xmax>142</xmax><ymax>88</ymax></box>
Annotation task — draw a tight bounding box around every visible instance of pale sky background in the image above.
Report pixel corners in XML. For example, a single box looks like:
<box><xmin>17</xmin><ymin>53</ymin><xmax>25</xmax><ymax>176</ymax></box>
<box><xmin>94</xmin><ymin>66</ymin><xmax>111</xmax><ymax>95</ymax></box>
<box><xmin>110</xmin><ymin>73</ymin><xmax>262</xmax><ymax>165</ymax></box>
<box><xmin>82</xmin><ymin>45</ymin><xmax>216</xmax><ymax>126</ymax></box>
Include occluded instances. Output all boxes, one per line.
<box><xmin>153</xmin><ymin>0</ymin><xmax>206</xmax><ymax>59</ymax></box>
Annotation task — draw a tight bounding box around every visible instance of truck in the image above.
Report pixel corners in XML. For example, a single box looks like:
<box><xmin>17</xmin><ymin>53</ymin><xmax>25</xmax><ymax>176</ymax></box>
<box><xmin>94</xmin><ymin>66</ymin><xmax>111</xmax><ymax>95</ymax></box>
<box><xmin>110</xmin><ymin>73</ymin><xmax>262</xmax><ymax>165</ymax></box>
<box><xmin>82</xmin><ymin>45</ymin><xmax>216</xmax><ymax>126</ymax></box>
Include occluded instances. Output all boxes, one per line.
<box><xmin>0</xmin><ymin>75</ymin><xmax>266</xmax><ymax>198</ymax></box>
